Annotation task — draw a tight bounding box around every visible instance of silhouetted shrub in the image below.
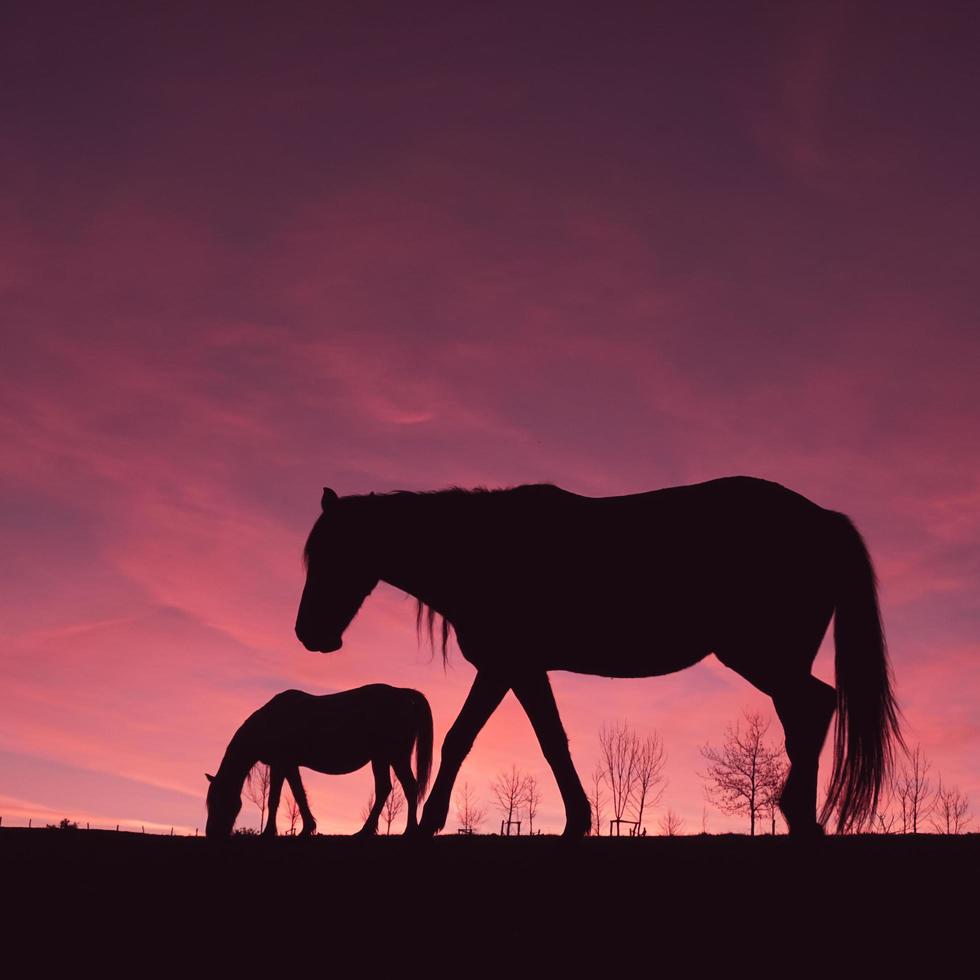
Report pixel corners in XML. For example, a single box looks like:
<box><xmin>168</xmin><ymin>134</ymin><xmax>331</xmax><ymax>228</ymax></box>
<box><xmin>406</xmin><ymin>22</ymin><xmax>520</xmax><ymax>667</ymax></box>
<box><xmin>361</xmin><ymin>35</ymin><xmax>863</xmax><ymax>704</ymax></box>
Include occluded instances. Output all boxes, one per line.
<box><xmin>46</xmin><ymin>818</ymin><xmax>79</xmax><ymax>831</ymax></box>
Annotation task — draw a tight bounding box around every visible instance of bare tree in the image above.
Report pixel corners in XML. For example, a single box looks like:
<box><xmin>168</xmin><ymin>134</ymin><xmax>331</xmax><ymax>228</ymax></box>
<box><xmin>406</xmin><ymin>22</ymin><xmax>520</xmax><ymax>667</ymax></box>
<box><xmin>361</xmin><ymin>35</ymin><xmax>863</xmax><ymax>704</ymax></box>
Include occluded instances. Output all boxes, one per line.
<box><xmin>491</xmin><ymin>765</ymin><xmax>530</xmax><ymax>835</ymax></box>
<box><xmin>382</xmin><ymin>785</ymin><xmax>405</xmax><ymax>834</ymax></box>
<box><xmin>760</xmin><ymin>753</ymin><xmax>788</xmax><ymax>835</ymax></box>
<box><xmin>244</xmin><ymin>763</ymin><xmax>272</xmax><ymax>832</ymax></box>
<box><xmin>658</xmin><ymin>809</ymin><xmax>684</xmax><ymax>836</ymax></box>
<box><xmin>869</xmin><ymin>789</ymin><xmax>899</xmax><ymax>833</ymax></box>
<box><xmin>362</xmin><ymin>785</ymin><xmax>406</xmax><ymax>834</ymax></box>
<box><xmin>632</xmin><ymin>733</ymin><xmax>668</xmax><ymax>834</ymax></box>
<box><xmin>588</xmin><ymin>761</ymin><xmax>606</xmax><ymax>836</ymax></box>
<box><xmin>931</xmin><ymin>780</ymin><xmax>971</xmax><ymax>834</ymax></box>
<box><xmin>524</xmin><ymin>774</ymin><xmax>542</xmax><ymax>835</ymax></box>
<box><xmin>895</xmin><ymin>744</ymin><xmax>934</xmax><ymax>833</ymax></box>
<box><xmin>599</xmin><ymin>721</ymin><xmax>640</xmax><ymax>833</ymax></box>
<box><xmin>454</xmin><ymin>781</ymin><xmax>487</xmax><ymax>834</ymax></box>
<box><xmin>284</xmin><ymin>788</ymin><xmax>301</xmax><ymax>836</ymax></box>
<box><xmin>699</xmin><ymin>711</ymin><xmax>786</xmax><ymax>836</ymax></box>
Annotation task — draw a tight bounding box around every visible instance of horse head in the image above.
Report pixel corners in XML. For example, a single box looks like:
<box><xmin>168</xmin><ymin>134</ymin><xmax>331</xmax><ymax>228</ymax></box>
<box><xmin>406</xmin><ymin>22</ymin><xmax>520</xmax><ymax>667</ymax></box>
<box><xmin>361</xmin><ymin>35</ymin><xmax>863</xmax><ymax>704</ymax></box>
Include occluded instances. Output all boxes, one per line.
<box><xmin>295</xmin><ymin>487</ymin><xmax>379</xmax><ymax>653</ymax></box>
<box><xmin>204</xmin><ymin>772</ymin><xmax>242</xmax><ymax>837</ymax></box>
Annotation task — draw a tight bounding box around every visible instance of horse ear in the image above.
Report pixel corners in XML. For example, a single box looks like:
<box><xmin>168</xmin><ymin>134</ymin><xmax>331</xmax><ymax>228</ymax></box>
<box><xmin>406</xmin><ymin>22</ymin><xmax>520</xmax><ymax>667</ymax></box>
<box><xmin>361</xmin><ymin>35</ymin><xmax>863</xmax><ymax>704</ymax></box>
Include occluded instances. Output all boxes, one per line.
<box><xmin>206</xmin><ymin>773</ymin><xmax>214</xmax><ymax>783</ymax></box>
<box><xmin>321</xmin><ymin>487</ymin><xmax>338</xmax><ymax>510</ymax></box>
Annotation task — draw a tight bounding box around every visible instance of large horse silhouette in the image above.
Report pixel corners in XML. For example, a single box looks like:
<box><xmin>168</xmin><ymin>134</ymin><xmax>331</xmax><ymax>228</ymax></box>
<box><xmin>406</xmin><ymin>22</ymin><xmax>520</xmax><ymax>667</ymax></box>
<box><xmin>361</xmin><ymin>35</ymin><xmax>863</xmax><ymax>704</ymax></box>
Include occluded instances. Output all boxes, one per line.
<box><xmin>205</xmin><ymin>685</ymin><xmax>432</xmax><ymax>837</ymax></box>
<box><xmin>295</xmin><ymin>477</ymin><xmax>902</xmax><ymax>837</ymax></box>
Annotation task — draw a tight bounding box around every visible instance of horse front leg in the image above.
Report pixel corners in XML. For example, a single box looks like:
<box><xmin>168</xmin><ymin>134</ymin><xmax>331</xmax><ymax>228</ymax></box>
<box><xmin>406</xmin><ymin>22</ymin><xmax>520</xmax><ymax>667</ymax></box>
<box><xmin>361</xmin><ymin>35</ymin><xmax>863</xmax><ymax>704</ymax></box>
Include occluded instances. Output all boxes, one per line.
<box><xmin>512</xmin><ymin>672</ymin><xmax>592</xmax><ymax>837</ymax></box>
<box><xmin>263</xmin><ymin>766</ymin><xmax>285</xmax><ymax>836</ymax></box>
<box><xmin>419</xmin><ymin>670</ymin><xmax>509</xmax><ymax>836</ymax></box>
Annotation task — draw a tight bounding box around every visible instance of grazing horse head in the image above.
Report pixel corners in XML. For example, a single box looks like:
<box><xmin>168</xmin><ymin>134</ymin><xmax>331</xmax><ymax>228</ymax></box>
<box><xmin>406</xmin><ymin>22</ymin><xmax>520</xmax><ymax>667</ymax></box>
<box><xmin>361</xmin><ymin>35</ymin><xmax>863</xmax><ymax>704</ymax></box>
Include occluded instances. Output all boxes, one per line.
<box><xmin>204</xmin><ymin>772</ymin><xmax>242</xmax><ymax>837</ymax></box>
<box><xmin>295</xmin><ymin>488</ymin><xmax>379</xmax><ymax>653</ymax></box>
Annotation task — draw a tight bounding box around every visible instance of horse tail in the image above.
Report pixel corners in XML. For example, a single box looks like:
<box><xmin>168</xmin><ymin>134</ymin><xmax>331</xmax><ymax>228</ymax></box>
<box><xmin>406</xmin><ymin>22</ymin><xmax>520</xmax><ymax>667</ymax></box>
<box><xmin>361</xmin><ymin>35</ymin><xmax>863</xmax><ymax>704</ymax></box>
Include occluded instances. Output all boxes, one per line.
<box><xmin>411</xmin><ymin>691</ymin><xmax>433</xmax><ymax>800</ymax></box>
<box><xmin>821</xmin><ymin>512</ymin><xmax>904</xmax><ymax>833</ymax></box>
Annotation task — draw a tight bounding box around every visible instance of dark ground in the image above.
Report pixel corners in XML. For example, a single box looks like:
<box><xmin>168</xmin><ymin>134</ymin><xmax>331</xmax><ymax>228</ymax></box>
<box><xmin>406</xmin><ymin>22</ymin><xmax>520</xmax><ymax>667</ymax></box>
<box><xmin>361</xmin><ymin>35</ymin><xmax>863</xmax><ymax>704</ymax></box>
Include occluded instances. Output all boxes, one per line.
<box><xmin>2</xmin><ymin>829</ymin><xmax>974</xmax><ymax>966</ymax></box>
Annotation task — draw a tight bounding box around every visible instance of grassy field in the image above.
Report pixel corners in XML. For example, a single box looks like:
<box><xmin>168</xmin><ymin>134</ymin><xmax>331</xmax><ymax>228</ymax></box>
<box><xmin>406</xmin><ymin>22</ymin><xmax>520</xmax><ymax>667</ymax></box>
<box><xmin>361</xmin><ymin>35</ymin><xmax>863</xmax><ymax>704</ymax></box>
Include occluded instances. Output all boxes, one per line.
<box><xmin>3</xmin><ymin>828</ymin><xmax>974</xmax><ymax>963</ymax></box>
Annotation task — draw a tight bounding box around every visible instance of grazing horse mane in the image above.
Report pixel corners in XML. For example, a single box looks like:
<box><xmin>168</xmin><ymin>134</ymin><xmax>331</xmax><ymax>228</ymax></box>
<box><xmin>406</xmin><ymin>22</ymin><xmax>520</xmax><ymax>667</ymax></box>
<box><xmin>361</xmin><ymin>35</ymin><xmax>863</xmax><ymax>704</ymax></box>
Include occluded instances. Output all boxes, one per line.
<box><xmin>303</xmin><ymin>484</ymin><xmax>561</xmax><ymax>665</ymax></box>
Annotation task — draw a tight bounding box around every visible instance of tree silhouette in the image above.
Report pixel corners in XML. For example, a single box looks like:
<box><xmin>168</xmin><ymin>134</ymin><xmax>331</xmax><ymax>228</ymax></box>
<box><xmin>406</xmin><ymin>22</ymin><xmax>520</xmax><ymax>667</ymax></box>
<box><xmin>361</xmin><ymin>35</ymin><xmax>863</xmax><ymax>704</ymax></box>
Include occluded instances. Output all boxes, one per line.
<box><xmin>699</xmin><ymin>711</ymin><xmax>785</xmax><ymax>836</ymax></box>
<box><xmin>283</xmin><ymin>788</ymin><xmax>301</xmax><ymax>836</ymax></box>
<box><xmin>381</xmin><ymin>785</ymin><xmax>405</xmax><ymax>834</ymax></box>
<box><xmin>931</xmin><ymin>780</ymin><xmax>971</xmax><ymax>834</ymax></box>
<box><xmin>598</xmin><ymin>721</ymin><xmax>640</xmax><ymax>833</ymax></box>
<box><xmin>491</xmin><ymin>765</ymin><xmax>530</xmax><ymax>835</ymax></box>
<box><xmin>632</xmin><ymin>731</ymin><xmax>667</xmax><ymax>833</ymax></box>
<box><xmin>597</xmin><ymin>721</ymin><xmax>669</xmax><ymax>834</ymax></box>
<box><xmin>588</xmin><ymin>761</ymin><xmax>606</xmax><ymax>836</ymax></box>
<box><xmin>524</xmin><ymin>774</ymin><xmax>542</xmax><ymax>835</ymax></box>
<box><xmin>244</xmin><ymin>763</ymin><xmax>272</xmax><ymax>833</ymax></box>
<box><xmin>454</xmin><ymin>780</ymin><xmax>487</xmax><ymax>834</ymax></box>
<box><xmin>869</xmin><ymin>781</ymin><xmax>899</xmax><ymax>834</ymax></box>
<box><xmin>896</xmin><ymin>744</ymin><xmax>934</xmax><ymax>833</ymax></box>
<box><xmin>760</xmin><ymin>753</ymin><xmax>788</xmax><ymax>834</ymax></box>
<box><xmin>658</xmin><ymin>809</ymin><xmax>684</xmax><ymax>836</ymax></box>
<box><xmin>362</xmin><ymin>785</ymin><xmax>406</xmax><ymax>835</ymax></box>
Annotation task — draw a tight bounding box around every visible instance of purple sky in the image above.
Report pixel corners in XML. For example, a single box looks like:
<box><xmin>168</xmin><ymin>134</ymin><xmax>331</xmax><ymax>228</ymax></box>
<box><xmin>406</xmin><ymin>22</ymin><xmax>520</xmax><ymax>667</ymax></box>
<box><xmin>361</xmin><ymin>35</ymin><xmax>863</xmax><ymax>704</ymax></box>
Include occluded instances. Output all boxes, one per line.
<box><xmin>1</xmin><ymin>2</ymin><xmax>977</xmax><ymax>834</ymax></box>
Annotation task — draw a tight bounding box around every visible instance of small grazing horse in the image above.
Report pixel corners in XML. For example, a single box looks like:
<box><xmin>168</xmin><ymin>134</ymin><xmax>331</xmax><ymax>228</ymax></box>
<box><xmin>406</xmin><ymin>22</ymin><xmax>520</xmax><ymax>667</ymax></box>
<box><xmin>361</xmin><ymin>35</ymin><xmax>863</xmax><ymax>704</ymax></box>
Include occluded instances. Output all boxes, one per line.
<box><xmin>295</xmin><ymin>477</ymin><xmax>903</xmax><ymax>837</ymax></box>
<box><xmin>205</xmin><ymin>685</ymin><xmax>432</xmax><ymax>837</ymax></box>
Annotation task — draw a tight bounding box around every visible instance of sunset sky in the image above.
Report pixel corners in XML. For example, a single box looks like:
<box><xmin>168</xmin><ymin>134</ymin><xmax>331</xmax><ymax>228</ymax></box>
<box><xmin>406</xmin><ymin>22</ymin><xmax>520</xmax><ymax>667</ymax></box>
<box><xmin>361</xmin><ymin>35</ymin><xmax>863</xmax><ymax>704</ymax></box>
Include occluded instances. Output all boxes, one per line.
<box><xmin>2</xmin><ymin>3</ymin><xmax>977</xmax><ymax>835</ymax></box>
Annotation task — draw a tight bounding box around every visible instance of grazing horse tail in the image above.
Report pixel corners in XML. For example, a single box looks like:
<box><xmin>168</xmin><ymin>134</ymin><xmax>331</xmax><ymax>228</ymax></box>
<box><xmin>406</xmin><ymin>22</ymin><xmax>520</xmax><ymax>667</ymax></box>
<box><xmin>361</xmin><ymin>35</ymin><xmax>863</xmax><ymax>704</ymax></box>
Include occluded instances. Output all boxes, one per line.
<box><xmin>821</xmin><ymin>512</ymin><xmax>904</xmax><ymax>833</ymax></box>
<box><xmin>412</xmin><ymin>692</ymin><xmax>433</xmax><ymax>800</ymax></box>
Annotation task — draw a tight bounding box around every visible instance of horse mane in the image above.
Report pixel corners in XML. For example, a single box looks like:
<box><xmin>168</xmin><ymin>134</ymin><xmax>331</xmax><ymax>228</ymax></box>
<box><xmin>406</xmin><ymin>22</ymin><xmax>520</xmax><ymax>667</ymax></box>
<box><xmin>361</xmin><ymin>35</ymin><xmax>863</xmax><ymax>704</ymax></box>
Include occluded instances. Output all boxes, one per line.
<box><xmin>416</xmin><ymin>598</ymin><xmax>454</xmax><ymax>665</ymax></box>
<box><xmin>305</xmin><ymin>483</ymin><xmax>562</xmax><ymax>664</ymax></box>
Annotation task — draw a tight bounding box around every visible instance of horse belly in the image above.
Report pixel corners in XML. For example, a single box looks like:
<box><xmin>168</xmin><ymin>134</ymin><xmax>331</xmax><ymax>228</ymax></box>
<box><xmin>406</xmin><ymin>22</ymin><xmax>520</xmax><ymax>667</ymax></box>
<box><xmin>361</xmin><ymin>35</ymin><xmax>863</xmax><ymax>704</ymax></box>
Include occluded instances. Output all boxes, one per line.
<box><xmin>544</xmin><ymin>630</ymin><xmax>711</xmax><ymax>678</ymax></box>
<box><xmin>297</xmin><ymin>747</ymin><xmax>373</xmax><ymax>775</ymax></box>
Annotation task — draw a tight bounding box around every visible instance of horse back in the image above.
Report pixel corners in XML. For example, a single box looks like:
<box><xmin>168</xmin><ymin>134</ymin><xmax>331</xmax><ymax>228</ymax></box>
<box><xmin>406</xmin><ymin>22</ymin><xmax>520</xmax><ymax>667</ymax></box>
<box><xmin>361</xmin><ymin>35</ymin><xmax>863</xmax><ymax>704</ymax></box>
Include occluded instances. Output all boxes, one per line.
<box><xmin>246</xmin><ymin>685</ymin><xmax>422</xmax><ymax>775</ymax></box>
<box><xmin>449</xmin><ymin>477</ymin><xmax>835</xmax><ymax>669</ymax></box>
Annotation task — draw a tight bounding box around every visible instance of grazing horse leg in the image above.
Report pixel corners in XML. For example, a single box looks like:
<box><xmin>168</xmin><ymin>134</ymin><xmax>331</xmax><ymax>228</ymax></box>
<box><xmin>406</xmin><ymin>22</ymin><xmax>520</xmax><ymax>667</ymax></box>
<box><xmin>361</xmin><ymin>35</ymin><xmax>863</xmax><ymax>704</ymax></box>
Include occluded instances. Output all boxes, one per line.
<box><xmin>511</xmin><ymin>672</ymin><xmax>592</xmax><ymax>837</ymax></box>
<box><xmin>263</xmin><ymin>766</ymin><xmax>285</xmax><ymax>836</ymax></box>
<box><xmin>773</xmin><ymin>677</ymin><xmax>837</xmax><ymax>836</ymax></box>
<box><xmin>357</xmin><ymin>758</ymin><xmax>392</xmax><ymax>836</ymax></box>
<box><xmin>419</xmin><ymin>670</ymin><xmax>510</xmax><ymax>836</ymax></box>
<box><xmin>392</xmin><ymin>751</ymin><xmax>419</xmax><ymax>836</ymax></box>
<box><xmin>285</xmin><ymin>765</ymin><xmax>316</xmax><ymax>836</ymax></box>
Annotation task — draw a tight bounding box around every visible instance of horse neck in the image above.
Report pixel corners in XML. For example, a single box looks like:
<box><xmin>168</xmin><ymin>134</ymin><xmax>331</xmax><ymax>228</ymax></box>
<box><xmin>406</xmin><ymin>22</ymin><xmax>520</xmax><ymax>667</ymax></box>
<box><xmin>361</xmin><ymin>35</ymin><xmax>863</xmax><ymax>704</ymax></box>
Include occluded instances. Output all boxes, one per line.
<box><xmin>368</xmin><ymin>492</ymin><xmax>463</xmax><ymax>609</ymax></box>
<box><xmin>215</xmin><ymin>736</ymin><xmax>258</xmax><ymax>791</ymax></box>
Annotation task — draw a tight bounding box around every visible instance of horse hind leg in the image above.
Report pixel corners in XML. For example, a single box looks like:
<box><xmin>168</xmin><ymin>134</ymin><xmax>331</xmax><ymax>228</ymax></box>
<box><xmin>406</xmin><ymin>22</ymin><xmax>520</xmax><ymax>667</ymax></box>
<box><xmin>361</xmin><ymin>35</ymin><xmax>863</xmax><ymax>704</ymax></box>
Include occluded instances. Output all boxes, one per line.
<box><xmin>717</xmin><ymin>641</ymin><xmax>836</xmax><ymax>837</ymax></box>
<box><xmin>773</xmin><ymin>676</ymin><xmax>837</xmax><ymax>836</ymax></box>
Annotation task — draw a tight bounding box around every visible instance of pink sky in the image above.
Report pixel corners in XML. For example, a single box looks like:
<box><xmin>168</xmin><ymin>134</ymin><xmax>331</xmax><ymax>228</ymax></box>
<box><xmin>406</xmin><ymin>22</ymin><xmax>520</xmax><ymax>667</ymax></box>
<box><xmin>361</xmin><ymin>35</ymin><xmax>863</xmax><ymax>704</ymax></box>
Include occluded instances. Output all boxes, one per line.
<box><xmin>2</xmin><ymin>3</ymin><xmax>978</xmax><ymax>834</ymax></box>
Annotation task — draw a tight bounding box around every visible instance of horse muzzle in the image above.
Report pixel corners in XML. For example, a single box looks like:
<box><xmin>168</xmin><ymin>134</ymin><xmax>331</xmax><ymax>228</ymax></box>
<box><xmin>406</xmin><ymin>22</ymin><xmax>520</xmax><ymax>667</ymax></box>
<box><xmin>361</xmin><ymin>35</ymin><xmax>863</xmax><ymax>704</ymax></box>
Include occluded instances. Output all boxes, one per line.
<box><xmin>295</xmin><ymin>627</ymin><xmax>343</xmax><ymax>654</ymax></box>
